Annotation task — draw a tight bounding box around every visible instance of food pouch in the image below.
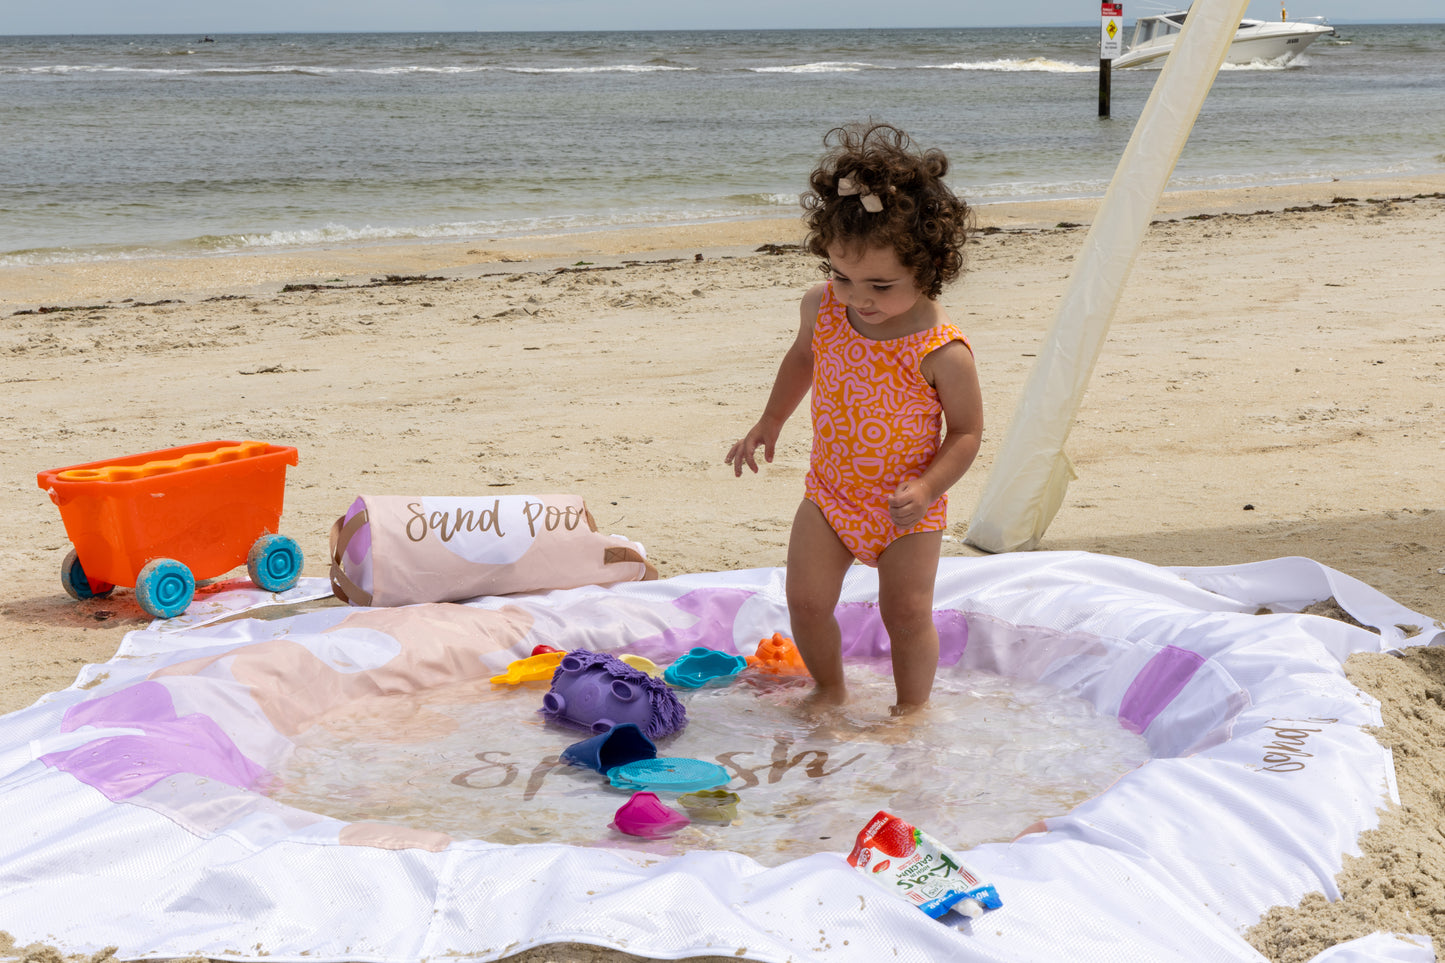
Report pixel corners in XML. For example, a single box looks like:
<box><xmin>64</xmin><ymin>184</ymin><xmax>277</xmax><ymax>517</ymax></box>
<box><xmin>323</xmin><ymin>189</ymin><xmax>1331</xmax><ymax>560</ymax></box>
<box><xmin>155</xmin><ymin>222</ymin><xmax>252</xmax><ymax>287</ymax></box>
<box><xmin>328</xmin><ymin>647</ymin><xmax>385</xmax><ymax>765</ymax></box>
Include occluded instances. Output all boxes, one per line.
<box><xmin>847</xmin><ymin>810</ymin><xmax>1003</xmax><ymax>920</ymax></box>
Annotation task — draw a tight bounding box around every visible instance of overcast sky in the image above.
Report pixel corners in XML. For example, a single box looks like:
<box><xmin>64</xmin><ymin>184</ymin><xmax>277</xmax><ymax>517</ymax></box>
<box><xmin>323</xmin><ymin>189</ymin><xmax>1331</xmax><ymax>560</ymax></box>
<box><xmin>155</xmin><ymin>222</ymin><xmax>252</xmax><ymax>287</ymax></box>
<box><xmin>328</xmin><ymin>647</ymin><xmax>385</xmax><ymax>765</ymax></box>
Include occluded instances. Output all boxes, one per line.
<box><xmin>5</xmin><ymin>0</ymin><xmax>1437</xmax><ymax>35</ymax></box>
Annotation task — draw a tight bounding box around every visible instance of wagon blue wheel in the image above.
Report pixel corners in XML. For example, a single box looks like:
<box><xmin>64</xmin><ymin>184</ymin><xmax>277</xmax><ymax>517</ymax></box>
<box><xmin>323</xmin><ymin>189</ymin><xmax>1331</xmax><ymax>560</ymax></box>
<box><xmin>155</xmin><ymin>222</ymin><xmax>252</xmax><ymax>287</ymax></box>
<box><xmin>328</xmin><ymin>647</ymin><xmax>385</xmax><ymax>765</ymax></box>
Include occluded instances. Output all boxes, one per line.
<box><xmin>247</xmin><ymin>534</ymin><xmax>303</xmax><ymax>592</ymax></box>
<box><xmin>60</xmin><ymin>549</ymin><xmax>115</xmax><ymax>601</ymax></box>
<box><xmin>135</xmin><ymin>558</ymin><xmax>196</xmax><ymax>619</ymax></box>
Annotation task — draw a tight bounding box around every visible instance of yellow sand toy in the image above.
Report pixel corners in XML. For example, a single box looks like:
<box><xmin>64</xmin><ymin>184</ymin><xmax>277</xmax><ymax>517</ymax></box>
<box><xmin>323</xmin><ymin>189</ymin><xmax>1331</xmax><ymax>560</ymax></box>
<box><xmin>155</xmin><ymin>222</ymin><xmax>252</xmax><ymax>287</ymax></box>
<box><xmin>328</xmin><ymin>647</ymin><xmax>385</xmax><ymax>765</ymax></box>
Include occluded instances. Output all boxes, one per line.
<box><xmin>491</xmin><ymin>650</ymin><xmax>659</xmax><ymax>685</ymax></box>
<box><xmin>490</xmin><ymin>650</ymin><xmax>567</xmax><ymax>685</ymax></box>
<box><xmin>618</xmin><ymin>654</ymin><xmax>662</xmax><ymax>678</ymax></box>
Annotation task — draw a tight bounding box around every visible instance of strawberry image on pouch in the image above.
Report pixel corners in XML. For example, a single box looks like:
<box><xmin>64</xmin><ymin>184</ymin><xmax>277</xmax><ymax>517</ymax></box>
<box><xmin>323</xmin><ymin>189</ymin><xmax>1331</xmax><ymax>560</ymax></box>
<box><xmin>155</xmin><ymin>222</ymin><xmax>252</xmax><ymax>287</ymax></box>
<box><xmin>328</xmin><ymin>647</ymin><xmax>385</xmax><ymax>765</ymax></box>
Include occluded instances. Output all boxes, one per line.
<box><xmin>870</xmin><ymin>816</ymin><xmax>919</xmax><ymax>857</ymax></box>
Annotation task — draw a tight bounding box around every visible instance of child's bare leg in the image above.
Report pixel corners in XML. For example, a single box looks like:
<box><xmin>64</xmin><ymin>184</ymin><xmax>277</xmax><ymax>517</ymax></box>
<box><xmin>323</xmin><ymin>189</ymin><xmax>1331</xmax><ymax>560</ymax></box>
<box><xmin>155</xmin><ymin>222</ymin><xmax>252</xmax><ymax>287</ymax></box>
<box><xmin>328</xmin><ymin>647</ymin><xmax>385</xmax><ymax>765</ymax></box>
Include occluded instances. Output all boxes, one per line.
<box><xmin>877</xmin><ymin>530</ymin><xmax>943</xmax><ymax>713</ymax></box>
<box><xmin>785</xmin><ymin>499</ymin><xmax>855</xmax><ymax>705</ymax></box>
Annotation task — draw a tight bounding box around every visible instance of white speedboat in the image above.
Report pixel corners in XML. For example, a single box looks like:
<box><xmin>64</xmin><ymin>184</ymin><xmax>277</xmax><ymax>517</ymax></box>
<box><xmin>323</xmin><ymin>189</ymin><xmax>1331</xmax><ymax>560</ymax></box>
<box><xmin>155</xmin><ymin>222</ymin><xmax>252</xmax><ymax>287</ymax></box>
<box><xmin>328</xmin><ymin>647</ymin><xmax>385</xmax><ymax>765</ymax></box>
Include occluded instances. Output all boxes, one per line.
<box><xmin>1113</xmin><ymin>8</ymin><xmax>1335</xmax><ymax>69</ymax></box>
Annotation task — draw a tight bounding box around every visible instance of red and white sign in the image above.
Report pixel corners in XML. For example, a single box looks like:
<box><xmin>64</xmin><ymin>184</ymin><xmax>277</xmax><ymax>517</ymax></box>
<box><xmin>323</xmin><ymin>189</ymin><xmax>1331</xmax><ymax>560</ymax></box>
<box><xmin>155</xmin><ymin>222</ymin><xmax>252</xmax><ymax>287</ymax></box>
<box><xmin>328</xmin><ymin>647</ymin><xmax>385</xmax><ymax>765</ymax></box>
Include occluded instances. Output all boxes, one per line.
<box><xmin>1101</xmin><ymin>3</ymin><xmax>1125</xmax><ymax>59</ymax></box>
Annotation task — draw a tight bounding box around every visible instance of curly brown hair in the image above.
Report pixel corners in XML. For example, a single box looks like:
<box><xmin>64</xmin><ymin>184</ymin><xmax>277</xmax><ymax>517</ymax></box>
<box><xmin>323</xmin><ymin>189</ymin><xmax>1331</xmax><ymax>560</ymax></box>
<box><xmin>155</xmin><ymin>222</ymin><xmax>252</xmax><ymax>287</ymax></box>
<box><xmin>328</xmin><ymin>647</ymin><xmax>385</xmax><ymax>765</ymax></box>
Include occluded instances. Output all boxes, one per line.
<box><xmin>802</xmin><ymin>123</ymin><xmax>971</xmax><ymax>299</ymax></box>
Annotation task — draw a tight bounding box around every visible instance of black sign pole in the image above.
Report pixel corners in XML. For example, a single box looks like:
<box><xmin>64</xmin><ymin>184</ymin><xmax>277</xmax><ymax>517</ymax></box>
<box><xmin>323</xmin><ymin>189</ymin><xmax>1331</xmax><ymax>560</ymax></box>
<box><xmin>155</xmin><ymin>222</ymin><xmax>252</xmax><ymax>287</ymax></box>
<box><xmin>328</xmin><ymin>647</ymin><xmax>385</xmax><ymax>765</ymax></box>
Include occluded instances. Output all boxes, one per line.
<box><xmin>1099</xmin><ymin>3</ymin><xmax>1120</xmax><ymax>118</ymax></box>
<box><xmin>1100</xmin><ymin>56</ymin><xmax>1111</xmax><ymax>117</ymax></box>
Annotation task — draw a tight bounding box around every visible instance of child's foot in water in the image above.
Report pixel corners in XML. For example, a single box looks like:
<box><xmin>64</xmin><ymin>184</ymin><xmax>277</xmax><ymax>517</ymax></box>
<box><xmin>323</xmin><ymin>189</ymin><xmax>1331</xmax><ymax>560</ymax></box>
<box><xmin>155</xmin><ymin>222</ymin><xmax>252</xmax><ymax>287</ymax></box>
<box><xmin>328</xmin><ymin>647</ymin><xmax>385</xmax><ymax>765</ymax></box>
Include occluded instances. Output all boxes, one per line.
<box><xmin>857</xmin><ymin>701</ymin><xmax>931</xmax><ymax>744</ymax></box>
<box><xmin>795</xmin><ymin>684</ymin><xmax>847</xmax><ymax>722</ymax></box>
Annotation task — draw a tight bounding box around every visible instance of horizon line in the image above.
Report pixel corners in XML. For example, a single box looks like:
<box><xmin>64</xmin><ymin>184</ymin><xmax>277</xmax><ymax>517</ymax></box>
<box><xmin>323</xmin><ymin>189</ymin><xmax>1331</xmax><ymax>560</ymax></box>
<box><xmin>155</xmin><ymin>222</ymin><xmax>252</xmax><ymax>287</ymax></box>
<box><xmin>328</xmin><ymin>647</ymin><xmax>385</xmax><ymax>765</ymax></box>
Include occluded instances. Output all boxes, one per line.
<box><xmin>2</xmin><ymin>19</ymin><xmax>1442</xmax><ymax>37</ymax></box>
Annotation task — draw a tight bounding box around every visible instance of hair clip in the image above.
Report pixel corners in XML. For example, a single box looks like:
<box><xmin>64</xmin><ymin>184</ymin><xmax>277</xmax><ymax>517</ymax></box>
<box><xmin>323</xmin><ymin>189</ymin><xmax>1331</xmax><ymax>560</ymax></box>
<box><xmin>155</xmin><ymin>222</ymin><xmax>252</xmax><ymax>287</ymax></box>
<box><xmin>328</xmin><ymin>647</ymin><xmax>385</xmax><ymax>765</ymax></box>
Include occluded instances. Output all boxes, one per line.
<box><xmin>838</xmin><ymin>174</ymin><xmax>883</xmax><ymax>213</ymax></box>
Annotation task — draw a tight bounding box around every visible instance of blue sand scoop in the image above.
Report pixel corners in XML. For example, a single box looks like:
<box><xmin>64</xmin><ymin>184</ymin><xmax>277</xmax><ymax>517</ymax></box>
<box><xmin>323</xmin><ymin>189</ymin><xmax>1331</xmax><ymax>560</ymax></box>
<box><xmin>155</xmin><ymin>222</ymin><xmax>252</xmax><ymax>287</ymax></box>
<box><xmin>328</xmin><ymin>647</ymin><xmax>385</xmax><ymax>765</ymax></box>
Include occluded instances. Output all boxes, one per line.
<box><xmin>560</xmin><ymin>723</ymin><xmax>658</xmax><ymax>774</ymax></box>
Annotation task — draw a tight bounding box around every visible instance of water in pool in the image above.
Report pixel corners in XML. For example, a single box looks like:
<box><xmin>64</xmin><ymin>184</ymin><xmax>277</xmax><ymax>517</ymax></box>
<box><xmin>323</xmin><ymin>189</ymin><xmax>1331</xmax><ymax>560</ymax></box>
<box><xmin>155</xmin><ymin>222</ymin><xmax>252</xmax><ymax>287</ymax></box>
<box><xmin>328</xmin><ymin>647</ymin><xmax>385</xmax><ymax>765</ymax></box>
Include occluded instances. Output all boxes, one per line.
<box><xmin>275</xmin><ymin>659</ymin><xmax>1150</xmax><ymax>865</ymax></box>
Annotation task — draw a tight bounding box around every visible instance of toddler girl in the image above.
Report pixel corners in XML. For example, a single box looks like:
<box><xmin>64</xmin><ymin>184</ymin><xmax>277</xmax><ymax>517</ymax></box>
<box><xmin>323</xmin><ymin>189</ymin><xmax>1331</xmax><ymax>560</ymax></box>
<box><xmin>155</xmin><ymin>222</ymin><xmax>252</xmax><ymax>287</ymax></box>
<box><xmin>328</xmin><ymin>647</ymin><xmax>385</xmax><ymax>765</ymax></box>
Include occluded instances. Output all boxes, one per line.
<box><xmin>725</xmin><ymin>122</ymin><xmax>982</xmax><ymax>715</ymax></box>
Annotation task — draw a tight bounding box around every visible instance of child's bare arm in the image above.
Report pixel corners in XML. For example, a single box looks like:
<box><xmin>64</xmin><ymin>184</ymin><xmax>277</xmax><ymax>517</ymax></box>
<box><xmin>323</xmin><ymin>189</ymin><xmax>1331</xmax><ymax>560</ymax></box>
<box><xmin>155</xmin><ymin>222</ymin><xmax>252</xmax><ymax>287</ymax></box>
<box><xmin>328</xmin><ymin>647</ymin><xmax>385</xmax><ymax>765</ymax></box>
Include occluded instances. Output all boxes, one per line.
<box><xmin>890</xmin><ymin>340</ymin><xmax>983</xmax><ymax>521</ymax></box>
<box><xmin>725</xmin><ymin>285</ymin><xmax>823</xmax><ymax>475</ymax></box>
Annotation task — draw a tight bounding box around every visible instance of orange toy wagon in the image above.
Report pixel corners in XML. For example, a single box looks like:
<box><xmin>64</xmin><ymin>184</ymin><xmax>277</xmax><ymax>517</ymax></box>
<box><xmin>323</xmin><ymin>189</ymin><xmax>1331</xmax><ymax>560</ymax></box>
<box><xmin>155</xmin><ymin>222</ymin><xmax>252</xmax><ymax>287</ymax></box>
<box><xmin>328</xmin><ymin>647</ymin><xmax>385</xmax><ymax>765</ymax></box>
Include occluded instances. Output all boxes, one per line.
<box><xmin>37</xmin><ymin>440</ymin><xmax>304</xmax><ymax>619</ymax></box>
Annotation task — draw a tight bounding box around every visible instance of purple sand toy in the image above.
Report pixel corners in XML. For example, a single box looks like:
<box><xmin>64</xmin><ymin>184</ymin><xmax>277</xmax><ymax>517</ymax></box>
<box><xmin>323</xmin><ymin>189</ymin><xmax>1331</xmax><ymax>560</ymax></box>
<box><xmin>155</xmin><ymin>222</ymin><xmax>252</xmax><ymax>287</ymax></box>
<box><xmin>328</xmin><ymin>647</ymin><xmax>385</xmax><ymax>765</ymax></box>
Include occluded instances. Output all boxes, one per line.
<box><xmin>559</xmin><ymin>722</ymin><xmax>658</xmax><ymax>774</ymax></box>
<box><xmin>612</xmin><ymin>791</ymin><xmax>690</xmax><ymax>839</ymax></box>
<box><xmin>541</xmin><ymin>650</ymin><xmax>687</xmax><ymax>739</ymax></box>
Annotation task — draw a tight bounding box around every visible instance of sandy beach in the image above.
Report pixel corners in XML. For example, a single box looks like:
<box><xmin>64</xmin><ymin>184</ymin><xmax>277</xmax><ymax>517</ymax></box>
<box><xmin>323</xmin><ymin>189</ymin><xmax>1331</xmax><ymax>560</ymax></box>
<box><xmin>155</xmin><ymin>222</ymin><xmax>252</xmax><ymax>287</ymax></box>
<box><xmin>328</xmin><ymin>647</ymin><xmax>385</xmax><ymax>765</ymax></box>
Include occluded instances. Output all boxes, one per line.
<box><xmin>2</xmin><ymin>173</ymin><xmax>1444</xmax><ymax>963</ymax></box>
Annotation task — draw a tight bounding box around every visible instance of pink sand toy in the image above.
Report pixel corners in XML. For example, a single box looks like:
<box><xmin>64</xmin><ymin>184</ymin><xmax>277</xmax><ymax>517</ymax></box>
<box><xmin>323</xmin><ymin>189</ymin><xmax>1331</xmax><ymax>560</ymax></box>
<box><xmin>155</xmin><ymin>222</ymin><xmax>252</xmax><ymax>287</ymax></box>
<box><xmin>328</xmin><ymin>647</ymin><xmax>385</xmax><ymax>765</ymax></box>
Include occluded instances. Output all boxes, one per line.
<box><xmin>612</xmin><ymin>792</ymin><xmax>690</xmax><ymax>839</ymax></box>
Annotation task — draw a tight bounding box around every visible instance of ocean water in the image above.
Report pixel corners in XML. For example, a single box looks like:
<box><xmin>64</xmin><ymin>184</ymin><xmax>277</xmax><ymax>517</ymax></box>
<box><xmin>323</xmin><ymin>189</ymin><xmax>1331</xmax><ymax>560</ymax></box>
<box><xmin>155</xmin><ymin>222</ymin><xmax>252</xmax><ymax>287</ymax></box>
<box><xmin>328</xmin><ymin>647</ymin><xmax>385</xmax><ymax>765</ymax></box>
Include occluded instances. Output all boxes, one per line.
<box><xmin>1</xmin><ymin>25</ymin><xmax>1441</xmax><ymax>265</ymax></box>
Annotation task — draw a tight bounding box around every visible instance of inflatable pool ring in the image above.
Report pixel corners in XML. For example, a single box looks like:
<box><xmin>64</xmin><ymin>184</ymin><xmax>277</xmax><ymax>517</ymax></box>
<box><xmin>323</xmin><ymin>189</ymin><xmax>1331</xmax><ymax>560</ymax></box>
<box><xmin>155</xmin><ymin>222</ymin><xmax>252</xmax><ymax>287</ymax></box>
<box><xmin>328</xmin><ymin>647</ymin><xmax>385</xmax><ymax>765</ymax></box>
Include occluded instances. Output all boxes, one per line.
<box><xmin>1</xmin><ymin>554</ymin><xmax>1441</xmax><ymax>963</ymax></box>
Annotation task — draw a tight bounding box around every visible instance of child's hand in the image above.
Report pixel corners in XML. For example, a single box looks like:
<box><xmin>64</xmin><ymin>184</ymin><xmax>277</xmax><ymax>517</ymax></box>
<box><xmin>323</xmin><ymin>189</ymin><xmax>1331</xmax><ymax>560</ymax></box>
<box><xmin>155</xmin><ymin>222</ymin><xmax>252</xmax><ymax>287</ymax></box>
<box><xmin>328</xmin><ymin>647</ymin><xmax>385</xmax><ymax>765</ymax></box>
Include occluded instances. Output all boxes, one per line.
<box><xmin>887</xmin><ymin>480</ymin><xmax>932</xmax><ymax>528</ymax></box>
<box><xmin>725</xmin><ymin>423</ymin><xmax>777</xmax><ymax>476</ymax></box>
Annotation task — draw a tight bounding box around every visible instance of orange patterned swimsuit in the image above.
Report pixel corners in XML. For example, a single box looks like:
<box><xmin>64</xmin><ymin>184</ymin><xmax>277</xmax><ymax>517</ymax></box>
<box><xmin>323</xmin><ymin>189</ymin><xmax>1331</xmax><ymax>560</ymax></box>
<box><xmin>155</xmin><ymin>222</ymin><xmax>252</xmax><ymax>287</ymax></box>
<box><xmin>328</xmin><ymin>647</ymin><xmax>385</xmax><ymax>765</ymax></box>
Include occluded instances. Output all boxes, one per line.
<box><xmin>804</xmin><ymin>282</ymin><xmax>970</xmax><ymax>566</ymax></box>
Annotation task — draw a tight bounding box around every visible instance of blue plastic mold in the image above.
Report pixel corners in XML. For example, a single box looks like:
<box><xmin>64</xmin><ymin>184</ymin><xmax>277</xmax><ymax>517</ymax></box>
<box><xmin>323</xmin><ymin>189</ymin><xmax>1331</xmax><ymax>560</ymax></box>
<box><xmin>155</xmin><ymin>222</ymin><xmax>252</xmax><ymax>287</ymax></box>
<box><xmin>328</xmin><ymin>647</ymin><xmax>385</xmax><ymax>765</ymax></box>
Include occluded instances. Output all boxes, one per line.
<box><xmin>607</xmin><ymin>757</ymin><xmax>731</xmax><ymax>794</ymax></box>
<box><xmin>662</xmin><ymin>647</ymin><xmax>748</xmax><ymax>689</ymax></box>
